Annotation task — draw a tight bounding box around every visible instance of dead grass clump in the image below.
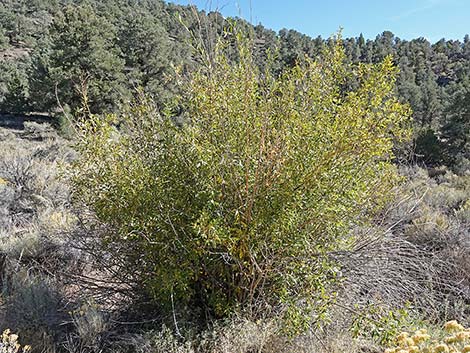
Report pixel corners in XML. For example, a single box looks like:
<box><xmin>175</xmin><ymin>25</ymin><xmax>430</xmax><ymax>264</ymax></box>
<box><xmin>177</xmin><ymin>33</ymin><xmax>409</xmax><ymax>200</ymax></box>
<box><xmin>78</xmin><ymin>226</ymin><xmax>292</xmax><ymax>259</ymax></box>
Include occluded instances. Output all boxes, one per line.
<box><xmin>0</xmin><ymin>270</ymin><xmax>65</xmax><ymax>352</ymax></box>
<box><xmin>62</xmin><ymin>302</ymin><xmax>111</xmax><ymax>353</ymax></box>
<box><xmin>21</xmin><ymin>122</ymin><xmax>57</xmax><ymax>141</ymax></box>
<box><xmin>325</xmin><ymin>165</ymin><xmax>470</xmax><ymax>348</ymax></box>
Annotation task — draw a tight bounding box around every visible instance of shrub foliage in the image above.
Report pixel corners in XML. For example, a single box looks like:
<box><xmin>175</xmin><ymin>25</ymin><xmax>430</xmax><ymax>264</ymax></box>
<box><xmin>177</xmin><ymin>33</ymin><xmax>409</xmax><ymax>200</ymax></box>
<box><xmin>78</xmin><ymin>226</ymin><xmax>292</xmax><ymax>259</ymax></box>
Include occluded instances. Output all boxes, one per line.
<box><xmin>69</xmin><ymin>35</ymin><xmax>410</xmax><ymax>329</ymax></box>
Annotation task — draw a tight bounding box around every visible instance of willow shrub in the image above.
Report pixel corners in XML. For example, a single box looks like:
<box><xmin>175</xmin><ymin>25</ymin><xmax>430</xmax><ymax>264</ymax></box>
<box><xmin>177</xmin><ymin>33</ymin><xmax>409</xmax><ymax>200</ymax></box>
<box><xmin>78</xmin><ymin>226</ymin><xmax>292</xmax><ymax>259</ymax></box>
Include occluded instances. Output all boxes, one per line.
<box><xmin>69</xmin><ymin>35</ymin><xmax>410</xmax><ymax>331</ymax></box>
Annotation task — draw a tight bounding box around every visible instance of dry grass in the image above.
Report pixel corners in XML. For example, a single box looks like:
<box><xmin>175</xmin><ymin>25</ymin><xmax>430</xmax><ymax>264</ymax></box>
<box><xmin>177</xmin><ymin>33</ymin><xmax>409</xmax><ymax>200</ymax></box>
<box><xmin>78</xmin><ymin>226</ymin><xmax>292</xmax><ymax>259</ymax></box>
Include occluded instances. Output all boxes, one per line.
<box><xmin>0</xmin><ymin>125</ymin><xmax>74</xmax><ymax>352</ymax></box>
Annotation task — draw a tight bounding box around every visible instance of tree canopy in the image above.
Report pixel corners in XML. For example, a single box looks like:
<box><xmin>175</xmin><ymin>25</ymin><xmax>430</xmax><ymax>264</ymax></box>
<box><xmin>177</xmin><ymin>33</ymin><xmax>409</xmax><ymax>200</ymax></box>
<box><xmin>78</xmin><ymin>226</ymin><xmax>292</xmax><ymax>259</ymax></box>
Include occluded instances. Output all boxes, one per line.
<box><xmin>0</xmin><ymin>0</ymin><xmax>469</xmax><ymax>168</ymax></box>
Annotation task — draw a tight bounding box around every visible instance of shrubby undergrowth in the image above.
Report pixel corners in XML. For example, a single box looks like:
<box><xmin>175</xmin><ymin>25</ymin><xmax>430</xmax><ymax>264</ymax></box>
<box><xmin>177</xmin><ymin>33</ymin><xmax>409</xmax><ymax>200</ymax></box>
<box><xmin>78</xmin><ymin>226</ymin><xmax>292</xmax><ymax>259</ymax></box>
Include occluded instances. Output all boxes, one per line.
<box><xmin>69</xmin><ymin>34</ymin><xmax>410</xmax><ymax>331</ymax></box>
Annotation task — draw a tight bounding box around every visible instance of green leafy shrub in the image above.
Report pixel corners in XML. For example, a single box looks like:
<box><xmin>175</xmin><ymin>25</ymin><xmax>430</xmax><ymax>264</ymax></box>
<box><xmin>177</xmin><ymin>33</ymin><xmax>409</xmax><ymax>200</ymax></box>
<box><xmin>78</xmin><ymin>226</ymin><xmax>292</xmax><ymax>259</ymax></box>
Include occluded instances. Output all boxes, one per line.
<box><xmin>351</xmin><ymin>304</ymin><xmax>417</xmax><ymax>346</ymax></box>
<box><xmin>70</xmin><ymin>34</ymin><xmax>410</xmax><ymax>330</ymax></box>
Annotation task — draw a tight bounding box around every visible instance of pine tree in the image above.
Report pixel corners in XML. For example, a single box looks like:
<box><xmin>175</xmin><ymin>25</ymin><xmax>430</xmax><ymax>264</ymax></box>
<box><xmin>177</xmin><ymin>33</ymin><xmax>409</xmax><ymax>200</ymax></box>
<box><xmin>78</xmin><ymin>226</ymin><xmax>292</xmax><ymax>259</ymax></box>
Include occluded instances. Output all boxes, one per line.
<box><xmin>48</xmin><ymin>3</ymin><xmax>126</xmax><ymax>113</ymax></box>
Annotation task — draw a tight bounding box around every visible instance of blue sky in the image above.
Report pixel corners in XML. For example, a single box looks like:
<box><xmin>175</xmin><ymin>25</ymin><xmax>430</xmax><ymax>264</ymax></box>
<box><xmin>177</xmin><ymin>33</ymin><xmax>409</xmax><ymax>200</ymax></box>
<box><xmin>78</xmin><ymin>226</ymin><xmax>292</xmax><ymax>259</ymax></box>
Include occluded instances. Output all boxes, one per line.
<box><xmin>170</xmin><ymin>0</ymin><xmax>469</xmax><ymax>43</ymax></box>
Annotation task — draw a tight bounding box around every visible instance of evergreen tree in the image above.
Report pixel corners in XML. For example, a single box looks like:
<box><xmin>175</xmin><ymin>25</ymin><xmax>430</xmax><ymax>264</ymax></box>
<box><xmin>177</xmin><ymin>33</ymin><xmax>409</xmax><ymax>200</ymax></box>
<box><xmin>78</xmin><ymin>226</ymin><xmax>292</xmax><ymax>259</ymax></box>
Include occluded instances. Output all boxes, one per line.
<box><xmin>48</xmin><ymin>4</ymin><xmax>126</xmax><ymax>113</ymax></box>
<box><xmin>441</xmin><ymin>78</ymin><xmax>470</xmax><ymax>165</ymax></box>
<box><xmin>0</xmin><ymin>0</ymin><xmax>469</xmax><ymax>170</ymax></box>
<box><xmin>118</xmin><ymin>8</ymin><xmax>173</xmax><ymax>103</ymax></box>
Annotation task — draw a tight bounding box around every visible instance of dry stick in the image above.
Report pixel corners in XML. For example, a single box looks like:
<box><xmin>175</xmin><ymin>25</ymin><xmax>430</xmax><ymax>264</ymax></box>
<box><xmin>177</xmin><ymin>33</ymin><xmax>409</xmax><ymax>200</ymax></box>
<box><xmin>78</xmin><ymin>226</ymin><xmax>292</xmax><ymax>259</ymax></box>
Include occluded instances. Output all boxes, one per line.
<box><xmin>14</xmin><ymin>248</ymin><xmax>24</xmax><ymax>272</ymax></box>
<box><xmin>110</xmin><ymin>317</ymin><xmax>160</xmax><ymax>325</ymax></box>
<box><xmin>311</xmin><ymin>328</ymin><xmax>330</xmax><ymax>352</ymax></box>
<box><xmin>384</xmin><ymin>189</ymin><xmax>429</xmax><ymax>234</ymax></box>
<box><xmin>171</xmin><ymin>290</ymin><xmax>183</xmax><ymax>338</ymax></box>
<box><xmin>332</xmin><ymin>301</ymin><xmax>384</xmax><ymax>326</ymax></box>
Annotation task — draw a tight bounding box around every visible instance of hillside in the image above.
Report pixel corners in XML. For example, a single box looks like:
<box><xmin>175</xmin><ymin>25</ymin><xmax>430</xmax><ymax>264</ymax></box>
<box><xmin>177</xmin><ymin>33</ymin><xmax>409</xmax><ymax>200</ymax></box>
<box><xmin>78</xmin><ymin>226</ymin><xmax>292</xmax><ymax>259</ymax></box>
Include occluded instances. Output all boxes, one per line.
<box><xmin>1</xmin><ymin>0</ymin><xmax>469</xmax><ymax>169</ymax></box>
<box><xmin>1</xmin><ymin>1</ymin><xmax>470</xmax><ymax>353</ymax></box>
